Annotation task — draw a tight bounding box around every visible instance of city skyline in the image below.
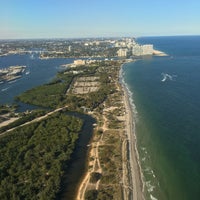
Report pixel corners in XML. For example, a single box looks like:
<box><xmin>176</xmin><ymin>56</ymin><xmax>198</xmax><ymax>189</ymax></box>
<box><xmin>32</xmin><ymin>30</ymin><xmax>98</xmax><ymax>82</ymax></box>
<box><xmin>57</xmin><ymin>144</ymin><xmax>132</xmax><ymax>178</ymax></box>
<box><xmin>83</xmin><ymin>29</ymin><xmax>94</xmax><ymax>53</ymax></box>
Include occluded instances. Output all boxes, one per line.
<box><xmin>1</xmin><ymin>0</ymin><xmax>200</xmax><ymax>39</ymax></box>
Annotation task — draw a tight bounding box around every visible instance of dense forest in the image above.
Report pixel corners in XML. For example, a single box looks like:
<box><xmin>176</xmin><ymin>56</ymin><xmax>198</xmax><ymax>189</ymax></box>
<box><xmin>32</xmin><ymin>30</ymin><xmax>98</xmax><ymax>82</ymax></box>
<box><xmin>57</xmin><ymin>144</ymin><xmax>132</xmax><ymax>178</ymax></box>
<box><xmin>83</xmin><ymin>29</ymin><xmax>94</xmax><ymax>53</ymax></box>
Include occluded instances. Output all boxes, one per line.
<box><xmin>16</xmin><ymin>74</ymin><xmax>73</xmax><ymax>108</ymax></box>
<box><xmin>0</xmin><ymin>112</ymin><xmax>83</xmax><ymax>200</ymax></box>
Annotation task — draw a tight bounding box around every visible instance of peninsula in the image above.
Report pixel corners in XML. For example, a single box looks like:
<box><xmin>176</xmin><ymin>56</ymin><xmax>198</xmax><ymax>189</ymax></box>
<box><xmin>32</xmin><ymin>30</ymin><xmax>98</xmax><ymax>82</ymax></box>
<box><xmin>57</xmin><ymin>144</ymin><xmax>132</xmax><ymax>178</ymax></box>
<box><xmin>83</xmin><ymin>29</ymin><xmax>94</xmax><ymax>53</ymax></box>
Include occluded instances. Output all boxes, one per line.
<box><xmin>0</xmin><ymin>37</ymin><xmax>167</xmax><ymax>200</ymax></box>
<box><xmin>0</xmin><ymin>59</ymin><xmax>143</xmax><ymax>200</ymax></box>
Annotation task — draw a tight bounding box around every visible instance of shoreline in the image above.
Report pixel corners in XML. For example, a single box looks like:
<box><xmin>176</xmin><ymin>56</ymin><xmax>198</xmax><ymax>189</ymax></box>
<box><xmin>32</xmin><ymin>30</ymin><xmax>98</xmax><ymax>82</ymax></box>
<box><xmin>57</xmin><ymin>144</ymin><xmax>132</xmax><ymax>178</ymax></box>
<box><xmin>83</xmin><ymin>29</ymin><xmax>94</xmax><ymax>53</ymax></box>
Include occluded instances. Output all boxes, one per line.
<box><xmin>76</xmin><ymin>61</ymin><xmax>145</xmax><ymax>200</ymax></box>
<box><xmin>120</xmin><ymin>63</ymin><xmax>145</xmax><ymax>200</ymax></box>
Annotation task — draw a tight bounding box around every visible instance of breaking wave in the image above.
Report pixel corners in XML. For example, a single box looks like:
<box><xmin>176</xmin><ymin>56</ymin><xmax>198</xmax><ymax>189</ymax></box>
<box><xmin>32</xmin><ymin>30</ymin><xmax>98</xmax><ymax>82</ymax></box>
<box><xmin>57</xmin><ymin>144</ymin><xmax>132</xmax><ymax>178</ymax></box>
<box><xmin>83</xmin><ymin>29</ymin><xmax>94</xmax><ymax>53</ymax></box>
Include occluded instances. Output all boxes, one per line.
<box><xmin>1</xmin><ymin>87</ymin><xmax>10</xmax><ymax>92</ymax></box>
<box><xmin>150</xmin><ymin>194</ymin><xmax>158</xmax><ymax>200</ymax></box>
<box><xmin>161</xmin><ymin>73</ymin><xmax>177</xmax><ymax>82</ymax></box>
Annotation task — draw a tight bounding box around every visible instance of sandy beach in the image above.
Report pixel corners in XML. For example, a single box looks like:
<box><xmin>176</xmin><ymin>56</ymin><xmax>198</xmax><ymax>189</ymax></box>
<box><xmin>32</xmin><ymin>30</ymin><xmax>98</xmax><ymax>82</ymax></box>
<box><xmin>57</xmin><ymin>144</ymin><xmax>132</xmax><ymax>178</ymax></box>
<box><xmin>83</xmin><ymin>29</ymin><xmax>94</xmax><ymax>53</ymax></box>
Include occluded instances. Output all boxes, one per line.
<box><xmin>120</xmin><ymin>64</ymin><xmax>144</xmax><ymax>200</ymax></box>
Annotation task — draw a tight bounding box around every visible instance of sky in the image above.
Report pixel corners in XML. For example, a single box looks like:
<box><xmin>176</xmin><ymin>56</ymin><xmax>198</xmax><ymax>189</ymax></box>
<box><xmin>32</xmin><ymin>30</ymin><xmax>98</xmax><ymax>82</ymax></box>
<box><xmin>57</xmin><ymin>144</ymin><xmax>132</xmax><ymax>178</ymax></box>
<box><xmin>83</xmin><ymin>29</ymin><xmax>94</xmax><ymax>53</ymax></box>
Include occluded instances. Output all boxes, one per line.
<box><xmin>0</xmin><ymin>0</ymin><xmax>200</xmax><ymax>39</ymax></box>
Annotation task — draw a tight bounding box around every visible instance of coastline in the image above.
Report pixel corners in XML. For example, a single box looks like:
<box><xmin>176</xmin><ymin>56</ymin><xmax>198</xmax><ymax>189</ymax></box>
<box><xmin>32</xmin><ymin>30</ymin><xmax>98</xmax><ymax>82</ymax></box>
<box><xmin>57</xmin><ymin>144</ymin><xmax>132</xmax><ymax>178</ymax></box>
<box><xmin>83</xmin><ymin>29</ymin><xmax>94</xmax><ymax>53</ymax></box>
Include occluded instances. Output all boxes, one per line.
<box><xmin>120</xmin><ymin>63</ymin><xmax>144</xmax><ymax>200</ymax></box>
<box><xmin>76</xmin><ymin>62</ymin><xmax>144</xmax><ymax>200</ymax></box>
<box><xmin>76</xmin><ymin>61</ymin><xmax>145</xmax><ymax>200</ymax></box>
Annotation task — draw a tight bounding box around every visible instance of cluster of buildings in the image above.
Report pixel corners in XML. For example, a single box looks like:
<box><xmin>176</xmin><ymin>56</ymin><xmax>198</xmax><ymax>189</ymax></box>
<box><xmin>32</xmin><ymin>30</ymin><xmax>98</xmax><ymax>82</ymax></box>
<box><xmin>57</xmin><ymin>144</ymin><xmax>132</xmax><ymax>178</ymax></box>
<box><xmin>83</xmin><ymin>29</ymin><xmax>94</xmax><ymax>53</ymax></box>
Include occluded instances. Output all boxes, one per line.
<box><xmin>65</xmin><ymin>37</ymin><xmax>155</xmax><ymax>58</ymax></box>
<box><xmin>116</xmin><ymin>38</ymin><xmax>154</xmax><ymax>57</ymax></box>
<box><xmin>0</xmin><ymin>37</ymin><xmax>156</xmax><ymax>59</ymax></box>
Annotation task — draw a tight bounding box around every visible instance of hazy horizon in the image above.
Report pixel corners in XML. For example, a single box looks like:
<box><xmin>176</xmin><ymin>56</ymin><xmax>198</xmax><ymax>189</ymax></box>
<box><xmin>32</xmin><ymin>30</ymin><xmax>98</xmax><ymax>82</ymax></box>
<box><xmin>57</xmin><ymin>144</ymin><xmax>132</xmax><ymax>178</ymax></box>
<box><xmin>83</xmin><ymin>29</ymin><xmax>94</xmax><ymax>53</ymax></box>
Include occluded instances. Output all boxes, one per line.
<box><xmin>1</xmin><ymin>34</ymin><xmax>200</xmax><ymax>41</ymax></box>
<box><xmin>1</xmin><ymin>0</ymin><xmax>200</xmax><ymax>39</ymax></box>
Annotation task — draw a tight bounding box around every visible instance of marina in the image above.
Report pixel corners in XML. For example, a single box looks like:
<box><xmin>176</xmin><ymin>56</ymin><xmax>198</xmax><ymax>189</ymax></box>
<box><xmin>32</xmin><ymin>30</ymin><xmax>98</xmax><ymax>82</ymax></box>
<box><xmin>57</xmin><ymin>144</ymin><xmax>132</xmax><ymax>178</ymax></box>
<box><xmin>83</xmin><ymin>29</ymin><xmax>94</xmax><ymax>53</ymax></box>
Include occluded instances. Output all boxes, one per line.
<box><xmin>0</xmin><ymin>65</ymin><xmax>26</xmax><ymax>83</ymax></box>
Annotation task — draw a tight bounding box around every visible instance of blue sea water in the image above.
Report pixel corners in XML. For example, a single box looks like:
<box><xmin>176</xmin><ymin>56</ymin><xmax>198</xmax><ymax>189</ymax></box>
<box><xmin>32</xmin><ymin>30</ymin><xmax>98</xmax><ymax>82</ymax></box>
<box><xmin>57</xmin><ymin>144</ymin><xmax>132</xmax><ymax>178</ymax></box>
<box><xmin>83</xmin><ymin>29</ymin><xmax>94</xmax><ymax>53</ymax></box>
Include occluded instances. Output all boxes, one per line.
<box><xmin>0</xmin><ymin>54</ymin><xmax>74</xmax><ymax>105</ymax></box>
<box><xmin>123</xmin><ymin>36</ymin><xmax>200</xmax><ymax>200</ymax></box>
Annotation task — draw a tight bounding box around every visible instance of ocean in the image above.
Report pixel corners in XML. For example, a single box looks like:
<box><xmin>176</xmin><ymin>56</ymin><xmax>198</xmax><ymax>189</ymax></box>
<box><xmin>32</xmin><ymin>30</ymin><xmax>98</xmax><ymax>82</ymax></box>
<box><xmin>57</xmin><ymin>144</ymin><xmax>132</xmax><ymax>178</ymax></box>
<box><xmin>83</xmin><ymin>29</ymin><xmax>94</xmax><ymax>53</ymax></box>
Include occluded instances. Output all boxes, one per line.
<box><xmin>123</xmin><ymin>36</ymin><xmax>200</xmax><ymax>200</ymax></box>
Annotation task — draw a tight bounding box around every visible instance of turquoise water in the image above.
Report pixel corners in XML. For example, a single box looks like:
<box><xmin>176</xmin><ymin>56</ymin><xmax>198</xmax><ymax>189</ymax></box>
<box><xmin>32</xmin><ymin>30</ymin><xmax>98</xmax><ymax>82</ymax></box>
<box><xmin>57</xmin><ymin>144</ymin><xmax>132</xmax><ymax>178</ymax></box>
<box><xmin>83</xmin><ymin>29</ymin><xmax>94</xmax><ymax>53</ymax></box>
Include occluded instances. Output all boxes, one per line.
<box><xmin>123</xmin><ymin>36</ymin><xmax>200</xmax><ymax>200</ymax></box>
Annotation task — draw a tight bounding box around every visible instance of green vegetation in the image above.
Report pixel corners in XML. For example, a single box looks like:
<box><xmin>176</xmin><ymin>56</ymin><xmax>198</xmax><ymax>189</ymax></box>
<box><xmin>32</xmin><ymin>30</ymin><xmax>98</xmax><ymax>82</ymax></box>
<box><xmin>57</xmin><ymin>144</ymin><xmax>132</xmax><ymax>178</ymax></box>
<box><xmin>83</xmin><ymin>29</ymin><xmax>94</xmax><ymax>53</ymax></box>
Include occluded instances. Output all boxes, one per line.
<box><xmin>0</xmin><ymin>105</ymin><xmax>14</xmax><ymax>115</ymax></box>
<box><xmin>16</xmin><ymin>75</ymin><xmax>72</xmax><ymax>108</ymax></box>
<box><xmin>85</xmin><ymin>187</ymin><xmax>115</xmax><ymax>200</ymax></box>
<box><xmin>16</xmin><ymin>64</ymin><xmax>115</xmax><ymax>112</ymax></box>
<box><xmin>98</xmin><ymin>131</ymin><xmax>122</xmax><ymax>185</ymax></box>
<box><xmin>85</xmin><ymin>190</ymin><xmax>98</xmax><ymax>200</ymax></box>
<box><xmin>90</xmin><ymin>172</ymin><xmax>102</xmax><ymax>183</ymax></box>
<box><xmin>0</xmin><ymin>112</ymin><xmax>83</xmax><ymax>200</ymax></box>
<box><xmin>0</xmin><ymin>109</ymin><xmax>47</xmax><ymax>133</ymax></box>
<box><xmin>97</xmin><ymin>187</ymin><xmax>115</xmax><ymax>200</ymax></box>
<box><xmin>16</xmin><ymin>65</ymin><xmax>98</xmax><ymax>109</ymax></box>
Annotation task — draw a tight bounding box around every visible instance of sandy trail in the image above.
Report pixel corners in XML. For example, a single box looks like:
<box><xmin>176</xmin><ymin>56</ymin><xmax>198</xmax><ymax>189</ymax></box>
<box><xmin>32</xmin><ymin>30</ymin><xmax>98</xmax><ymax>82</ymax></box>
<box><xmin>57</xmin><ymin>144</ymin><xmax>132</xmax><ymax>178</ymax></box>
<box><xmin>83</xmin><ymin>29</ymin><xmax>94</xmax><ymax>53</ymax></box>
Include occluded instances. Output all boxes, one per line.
<box><xmin>0</xmin><ymin>117</ymin><xmax>19</xmax><ymax>128</ymax></box>
<box><xmin>0</xmin><ymin>106</ymin><xmax>68</xmax><ymax>136</ymax></box>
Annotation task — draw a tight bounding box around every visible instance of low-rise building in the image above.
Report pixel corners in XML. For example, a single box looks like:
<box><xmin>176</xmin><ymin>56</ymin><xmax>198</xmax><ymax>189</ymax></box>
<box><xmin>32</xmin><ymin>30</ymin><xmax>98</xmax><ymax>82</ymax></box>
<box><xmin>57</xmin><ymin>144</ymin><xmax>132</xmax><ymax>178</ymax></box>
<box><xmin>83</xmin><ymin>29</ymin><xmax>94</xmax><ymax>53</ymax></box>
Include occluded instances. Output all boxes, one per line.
<box><xmin>74</xmin><ymin>59</ymin><xmax>86</xmax><ymax>66</ymax></box>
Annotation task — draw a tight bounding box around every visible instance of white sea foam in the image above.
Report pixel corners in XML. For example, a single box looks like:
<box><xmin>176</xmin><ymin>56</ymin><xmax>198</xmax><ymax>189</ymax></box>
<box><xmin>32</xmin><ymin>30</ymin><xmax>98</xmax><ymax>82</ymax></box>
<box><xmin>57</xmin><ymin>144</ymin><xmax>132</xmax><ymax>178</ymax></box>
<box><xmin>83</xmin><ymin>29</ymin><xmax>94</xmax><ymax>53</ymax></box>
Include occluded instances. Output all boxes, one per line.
<box><xmin>144</xmin><ymin>167</ymin><xmax>151</xmax><ymax>172</ymax></box>
<box><xmin>161</xmin><ymin>73</ymin><xmax>177</xmax><ymax>82</ymax></box>
<box><xmin>141</xmin><ymin>147</ymin><xmax>146</xmax><ymax>151</ymax></box>
<box><xmin>8</xmin><ymin>80</ymin><xmax>17</xmax><ymax>84</ymax></box>
<box><xmin>1</xmin><ymin>87</ymin><xmax>9</xmax><ymax>92</ymax></box>
<box><xmin>141</xmin><ymin>148</ymin><xmax>148</xmax><ymax>155</ymax></box>
<box><xmin>30</xmin><ymin>53</ymin><xmax>35</xmax><ymax>60</ymax></box>
<box><xmin>26</xmin><ymin>71</ymin><xmax>30</xmax><ymax>75</ymax></box>
<box><xmin>150</xmin><ymin>194</ymin><xmax>158</xmax><ymax>200</ymax></box>
<box><xmin>120</xmin><ymin>65</ymin><xmax>138</xmax><ymax>122</ymax></box>
<box><xmin>151</xmin><ymin>170</ymin><xmax>156</xmax><ymax>178</ymax></box>
<box><xmin>142</xmin><ymin>157</ymin><xmax>146</xmax><ymax>162</ymax></box>
<box><xmin>146</xmin><ymin>180</ymin><xmax>156</xmax><ymax>192</ymax></box>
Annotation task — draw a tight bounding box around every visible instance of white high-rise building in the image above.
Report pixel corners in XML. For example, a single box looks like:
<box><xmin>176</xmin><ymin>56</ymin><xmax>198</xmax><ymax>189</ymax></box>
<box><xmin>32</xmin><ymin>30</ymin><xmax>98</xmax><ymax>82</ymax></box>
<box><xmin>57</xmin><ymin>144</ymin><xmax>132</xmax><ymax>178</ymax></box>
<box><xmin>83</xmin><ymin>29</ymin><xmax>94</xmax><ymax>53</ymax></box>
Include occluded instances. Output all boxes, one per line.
<box><xmin>142</xmin><ymin>45</ymin><xmax>153</xmax><ymax>55</ymax></box>
<box><xmin>117</xmin><ymin>48</ymin><xmax>128</xmax><ymax>57</ymax></box>
<box><xmin>132</xmin><ymin>44</ymin><xmax>143</xmax><ymax>56</ymax></box>
<box><xmin>132</xmin><ymin>44</ymin><xmax>154</xmax><ymax>56</ymax></box>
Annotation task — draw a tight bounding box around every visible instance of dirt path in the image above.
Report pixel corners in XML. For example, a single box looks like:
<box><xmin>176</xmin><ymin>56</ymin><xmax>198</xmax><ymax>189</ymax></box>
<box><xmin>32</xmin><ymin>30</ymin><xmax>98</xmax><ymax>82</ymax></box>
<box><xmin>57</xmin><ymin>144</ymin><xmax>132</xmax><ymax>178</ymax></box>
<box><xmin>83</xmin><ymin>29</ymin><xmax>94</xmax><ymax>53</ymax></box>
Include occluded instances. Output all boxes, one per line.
<box><xmin>0</xmin><ymin>106</ymin><xmax>68</xmax><ymax>136</ymax></box>
<box><xmin>0</xmin><ymin>117</ymin><xmax>19</xmax><ymax>128</ymax></box>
